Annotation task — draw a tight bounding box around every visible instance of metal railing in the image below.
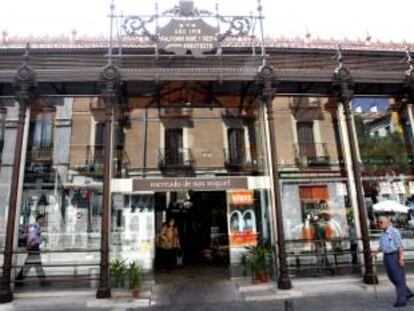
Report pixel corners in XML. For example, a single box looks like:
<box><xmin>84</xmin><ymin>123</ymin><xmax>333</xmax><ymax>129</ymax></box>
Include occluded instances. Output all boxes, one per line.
<box><xmin>70</xmin><ymin>145</ymin><xmax>130</xmax><ymax>177</ymax></box>
<box><xmin>159</xmin><ymin>107</ymin><xmax>192</xmax><ymax>118</ymax></box>
<box><xmin>294</xmin><ymin>142</ymin><xmax>331</xmax><ymax>167</ymax></box>
<box><xmin>284</xmin><ymin>237</ymin><xmax>414</xmax><ymax>277</ymax></box>
<box><xmin>26</xmin><ymin>145</ymin><xmax>54</xmax><ymax>163</ymax></box>
<box><xmin>158</xmin><ymin>148</ymin><xmax>195</xmax><ymax>169</ymax></box>
<box><xmin>223</xmin><ymin>148</ymin><xmax>259</xmax><ymax>172</ymax></box>
<box><xmin>221</xmin><ymin>108</ymin><xmax>256</xmax><ymax>119</ymax></box>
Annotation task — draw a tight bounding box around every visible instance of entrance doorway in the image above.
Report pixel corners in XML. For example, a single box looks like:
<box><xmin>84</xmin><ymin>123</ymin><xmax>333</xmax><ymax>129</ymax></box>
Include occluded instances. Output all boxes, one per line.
<box><xmin>155</xmin><ymin>191</ymin><xmax>229</xmax><ymax>271</ymax></box>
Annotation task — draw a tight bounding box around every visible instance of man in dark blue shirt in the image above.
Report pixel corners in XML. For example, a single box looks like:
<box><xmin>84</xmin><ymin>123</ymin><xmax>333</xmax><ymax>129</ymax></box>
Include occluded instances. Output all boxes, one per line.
<box><xmin>372</xmin><ymin>216</ymin><xmax>413</xmax><ymax>307</ymax></box>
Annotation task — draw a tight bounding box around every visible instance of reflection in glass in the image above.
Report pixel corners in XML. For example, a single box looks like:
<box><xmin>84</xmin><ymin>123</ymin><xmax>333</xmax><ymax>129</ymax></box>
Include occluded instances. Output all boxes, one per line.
<box><xmin>353</xmin><ymin>97</ymin><xmax>414</xmax><ymax>240</ymax></box>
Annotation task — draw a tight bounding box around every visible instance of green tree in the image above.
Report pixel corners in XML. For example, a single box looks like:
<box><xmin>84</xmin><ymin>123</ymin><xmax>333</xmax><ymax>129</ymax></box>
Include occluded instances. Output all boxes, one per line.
<box><xmin>354</xmin><ymin>115</ymin><xmax>409</xmax><ymax>175</ymax></box>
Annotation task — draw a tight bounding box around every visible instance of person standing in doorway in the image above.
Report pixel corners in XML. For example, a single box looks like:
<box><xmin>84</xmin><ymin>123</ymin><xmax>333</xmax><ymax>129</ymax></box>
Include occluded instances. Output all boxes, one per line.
<box><xmin>16</xmin><ymin>214</ymin><xmax>47</xmax><ymax>286</ymax></box>
<box><xmin>372</xmin><ymin>216</ymin><xmax>413</xmax><ymax>307</ymax></box>
<box><xmin>166</xmin><ymin>218</ymin><xmax>181</xmax><ymax>268</ymax></box>
<box><xmin>156</xmin><ymin>222</ymin><xmax>170</xmax><ymax>271</ymax></box>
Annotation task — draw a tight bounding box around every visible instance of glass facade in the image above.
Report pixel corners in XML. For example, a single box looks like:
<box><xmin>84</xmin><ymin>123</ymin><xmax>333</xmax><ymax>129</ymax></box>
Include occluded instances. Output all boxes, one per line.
<box><xmin>109</xmin><ymin>99</ymin><xmax>274</xmax><ymax>277</ymax></box>
<box><xmin>353</xmin><ymin>97</ymin><xmax>414</xmax><ymax>255</ymax></box>
<box><xmin>275</xmin><ymin>96</ymin><xmax>358</xmax><ymax>275</ymax></box>
<box><xmin>7</xmin><ymin>93</ymin><xmax>274</xmax><ymax>288</ymax></box>
<box><xmin>1</xmin><ymin>91</ymin><xmax>412</xmax><ymax>290</ymax></box>
<box><xmin>15</xmin><ymin>98</ymin><xmax>102</xmax><ymax>285</ymax></box>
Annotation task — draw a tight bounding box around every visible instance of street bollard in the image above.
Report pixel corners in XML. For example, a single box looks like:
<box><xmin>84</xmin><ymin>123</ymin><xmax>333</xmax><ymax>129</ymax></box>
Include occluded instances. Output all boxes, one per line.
<box><xmin>285</xmin><ymin>299</ymin><xmax>294</xmax><ymax>311</ymax></box>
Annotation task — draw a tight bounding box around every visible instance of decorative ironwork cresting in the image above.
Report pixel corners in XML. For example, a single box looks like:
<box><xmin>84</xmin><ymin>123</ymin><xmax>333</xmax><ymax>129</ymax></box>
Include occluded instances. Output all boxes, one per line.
<box><xmin>113</xmin><ymin>0</ymin><xmax>265</xmax><ymax>57</ymax></box>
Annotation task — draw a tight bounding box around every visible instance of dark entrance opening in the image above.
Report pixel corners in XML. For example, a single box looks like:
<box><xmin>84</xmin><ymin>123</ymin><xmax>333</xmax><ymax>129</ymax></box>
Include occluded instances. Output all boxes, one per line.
<box><xmin>155</xmin><ymin>191</ymin><xmax>229</xmax><ymax>271</ymax></box>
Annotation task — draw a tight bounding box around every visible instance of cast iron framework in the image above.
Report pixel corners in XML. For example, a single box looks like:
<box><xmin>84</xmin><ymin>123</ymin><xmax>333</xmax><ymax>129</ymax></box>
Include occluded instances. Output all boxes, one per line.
<box><xmin>111</xmin><ymin>0</ymin><xmax>266</xmax><ymax>58</ymax></box>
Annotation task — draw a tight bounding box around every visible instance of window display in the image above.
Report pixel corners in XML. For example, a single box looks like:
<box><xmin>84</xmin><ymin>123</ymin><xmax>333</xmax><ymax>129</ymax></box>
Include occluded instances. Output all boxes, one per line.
<box><xmin>282</xmin><ymin>180</ymin><xmax>354</xmax><ymax>274</ymax></box>
<box><xmin>111</xmin><ymin>194</ymin><xmax>155</xmax><ymax>270</ymax></box>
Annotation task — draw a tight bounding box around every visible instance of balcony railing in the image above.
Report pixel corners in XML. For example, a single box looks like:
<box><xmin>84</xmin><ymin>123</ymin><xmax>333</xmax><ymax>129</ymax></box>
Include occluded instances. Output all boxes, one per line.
<box><xmin>221</xmin><ymin>108</ymin><xmax>256</xmax><ymax>119</ymax></box>
<box><xmin>26</xmin><ymin>145</ymin><xmax>53</xmax><ymax>163</ymax></box>
<box><xmin>158</xmin><ymin>148</ymin><xmax>195</xmax><ymax>169</ymax></box>
<box><xmin>223</xmin><ymin>148</ymin><xmax>259</xmax><ymax>172</ymax></box>
<box><xmin>71</xmin><ymin>145</ymin><xmax>130</xmax><ymax>177</ymax></box>
<box><xmin>294</xmin><ymin>142</ymin><xmax>330</xmax><ymax>167</ymax></box>
<box><xmin>159</xmin><ymin>108</ymin><xmax>192</xmax><ymax>118</ymax></box>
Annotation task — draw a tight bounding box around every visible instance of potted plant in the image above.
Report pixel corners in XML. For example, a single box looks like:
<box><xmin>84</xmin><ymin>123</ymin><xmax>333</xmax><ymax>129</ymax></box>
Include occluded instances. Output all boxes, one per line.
<box><xmin>110</xmin><ymin>258</ymin><xmax>126</xmax><ymax>288</ymax></box>
<box><xmin>246</xmin><ymin>244</ymin><xmax>269</xmax><ymax>283</ymax></box>
<box><xmin>127</xmin><ymin>261</ymin><xmax>141</xmax><ymax>298</ymax></box>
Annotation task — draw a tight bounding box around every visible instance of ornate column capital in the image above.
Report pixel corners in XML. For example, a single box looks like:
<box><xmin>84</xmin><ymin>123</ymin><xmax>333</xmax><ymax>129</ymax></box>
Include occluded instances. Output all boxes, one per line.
<box><xmin>14</xmin><ymin>43</ymin><xmax>36</xmax><ymax>105</ymax></box>
<box><xmin>332</xmin><ymin>66</ymin><xmax>354</xmax><ymax>104</ymax></box>
<box><xmin>257</xmin><ymin>64</ymin><xmax>277</xmax><ymax>101</ymax></box>
<box><xmin>332</xmin><ymin>45</ymin><xmax>354</xmax><ymax>104</ymax></box>
<box><xmin>100</xmin><ymin>64</ymin><xmax>121</xmax><ymax>100</ymax></box>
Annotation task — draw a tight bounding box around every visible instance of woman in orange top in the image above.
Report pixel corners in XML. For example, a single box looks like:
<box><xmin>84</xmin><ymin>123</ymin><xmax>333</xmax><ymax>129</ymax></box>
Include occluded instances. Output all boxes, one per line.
<box><xmin>159</xmin><ymin>219</ymin><xmax>180</xmax><ymax>270</ymax></box>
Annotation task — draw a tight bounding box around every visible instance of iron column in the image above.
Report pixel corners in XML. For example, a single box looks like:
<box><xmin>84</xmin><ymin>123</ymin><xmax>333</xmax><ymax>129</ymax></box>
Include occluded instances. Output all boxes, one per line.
<box><xmin>96</xmin><ymin>65</ymin><xmax>119</xmax><ymax>299</ymax></box>
<box><xmin>333</xmin><ymin>66</ymin><xmax>377</xmax><ymax>284</ymax></box>
<box><xmin>260</xmin><ymin>65</ymin><xmax>292</xmax><ymax>289</ymax></box>
<box><xmin>0</xmin><ymin>48</ymin><xmax>35</xmax><ymax>303</ymax></box>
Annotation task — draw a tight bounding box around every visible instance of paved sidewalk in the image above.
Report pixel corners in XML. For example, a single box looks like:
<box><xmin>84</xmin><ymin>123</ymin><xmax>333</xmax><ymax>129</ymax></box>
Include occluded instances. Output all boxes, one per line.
<box><xmin>0</xmin><ymin>274</ymin><xmax>413</xmax><ymax>311</ymax></box>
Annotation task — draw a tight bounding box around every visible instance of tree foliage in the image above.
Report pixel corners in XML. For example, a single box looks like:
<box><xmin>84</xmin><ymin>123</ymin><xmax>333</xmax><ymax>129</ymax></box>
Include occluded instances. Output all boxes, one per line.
<box><xmin>354</xmin><ymin>115</ymin><xmax>409</xmax><ymax>175</ymax></box>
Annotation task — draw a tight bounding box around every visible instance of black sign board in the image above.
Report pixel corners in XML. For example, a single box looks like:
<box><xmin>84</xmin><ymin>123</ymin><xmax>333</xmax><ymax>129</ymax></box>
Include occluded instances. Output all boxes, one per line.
<box><xmin>133</xmin><ymin>177</ymin><xmax>248</xmax><ymax>192</ymax></box>
<box><xmin>158</xmin><ymin>18</ymin><xmax>218</xmax><ymax>57</ymax></box>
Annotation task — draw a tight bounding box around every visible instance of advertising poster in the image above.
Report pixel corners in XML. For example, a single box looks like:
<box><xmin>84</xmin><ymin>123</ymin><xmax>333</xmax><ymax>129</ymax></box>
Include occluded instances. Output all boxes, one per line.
<box><xmin>228</xmin><ymin>190</ymin><xmax>257</xmax><ymax>248</ymax></box>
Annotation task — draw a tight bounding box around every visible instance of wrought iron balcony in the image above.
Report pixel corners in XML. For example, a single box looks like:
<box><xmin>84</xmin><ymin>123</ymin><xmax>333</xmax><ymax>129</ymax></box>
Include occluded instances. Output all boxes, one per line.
<box><xmin>223</xmin><ymin>148</ymin><xmax>259</xmax><ymax>172</ymax></box>
<box><xmin>158</xmin><ymin>148</ymin><xmax>195</xmax><ymax>169</ymax></box>
<box><xmin>71</xmin><ymin>145</ymin><xmax>130</xmax><ymax>177</ymax></box>
<box><xmin>26</xmin><ymin>145</ymin><xmax>53</xmax><ymax>163</ymax></box>
<box><xmin>159</xmin><ymin>107</ymin><xmax>192</xmax><ymax>119</ymax></box>
<box><xmin>294</xmin><ymin>142</ymin><xmax>330</xmax><ymax>167</ymax></box>
<box><xmin>221</xmin><ymin>108</ymin><xmax>256</xmax><ymax>119</ymax></box>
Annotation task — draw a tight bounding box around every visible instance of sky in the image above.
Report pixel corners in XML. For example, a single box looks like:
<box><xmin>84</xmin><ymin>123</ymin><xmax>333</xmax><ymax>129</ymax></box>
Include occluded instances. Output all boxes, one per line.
<box><xmin>0</xmin><ymin>0</ymin><xmax>413</xmax><ymax>42</ymax></box>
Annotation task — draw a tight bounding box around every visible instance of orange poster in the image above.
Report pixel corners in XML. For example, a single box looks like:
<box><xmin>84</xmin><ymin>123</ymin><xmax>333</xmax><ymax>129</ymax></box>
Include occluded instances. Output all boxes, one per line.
<box><xmin>228</xmin><ymin>191</ymin><xmax>257</xmax><ymax>247</ymax></box>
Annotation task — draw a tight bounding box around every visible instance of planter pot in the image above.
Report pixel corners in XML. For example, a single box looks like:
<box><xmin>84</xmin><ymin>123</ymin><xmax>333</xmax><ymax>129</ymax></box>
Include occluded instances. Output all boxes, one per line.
<box><xmin>253</xmin><ymin>271</ymin><xmax>268</xmax><ymax>283</ymax></box>
<box><xmin>131</xmin><ymin>288</ymin><xmax>140</xmax><ymax>298</ymax></box>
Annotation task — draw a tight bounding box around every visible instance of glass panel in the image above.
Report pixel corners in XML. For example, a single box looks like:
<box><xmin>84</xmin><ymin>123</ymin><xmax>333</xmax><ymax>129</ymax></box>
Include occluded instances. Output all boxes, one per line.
<box><xmin>353</xmin><ymin>97</ymin><xmax>414</xmax><ymax>256</ymax></box>
<box><xmin>276</xmin><ymin>96</ymin><xmax>358</xmax><ymax>276</ymax></box>
<box><xmin>15</xmin><ymin>97</ymin><xmax>102</xmax><ymax>288</ymax></box>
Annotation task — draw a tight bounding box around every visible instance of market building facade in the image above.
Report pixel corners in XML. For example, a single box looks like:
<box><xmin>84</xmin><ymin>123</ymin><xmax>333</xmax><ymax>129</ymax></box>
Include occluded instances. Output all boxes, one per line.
<box><xmin>0</xmin><ymin>0</ymin><xmax>414</xmax><ymax>303</ymax></box>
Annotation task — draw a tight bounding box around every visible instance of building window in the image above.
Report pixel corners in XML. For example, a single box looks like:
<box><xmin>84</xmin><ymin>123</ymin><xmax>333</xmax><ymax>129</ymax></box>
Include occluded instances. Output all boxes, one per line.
<box><xmin>30</xmin><ymin>112</ymin><xmax>53</xmax><ymax>150</ymax></box>
<box><xmin>91</xmin><ymin>122</ymin><xmax>105</xmax><ymax>170</ymax></box>
<box><xmin>27</xmin><ymin>111</ymin><xmax>54</xmax><ymax>165</ymax></box>
<box><xmin>227</xmin><ymin>128</ymin><xmax>245</xmax><ymax>166</ymax></box>
<box><xmin>164</xmin><ymin>128</ymin><xmax>184</xmax><ymax>166</ymax></box>
<box><xmin>297</xmin><ymin>121</ymin><xmax>315</xmax><ymax>155</ymax></box>
<box><xmin>385</xmin><ymin>125</ymin><xmax>391</xmax><ymax>135</ymax></box>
